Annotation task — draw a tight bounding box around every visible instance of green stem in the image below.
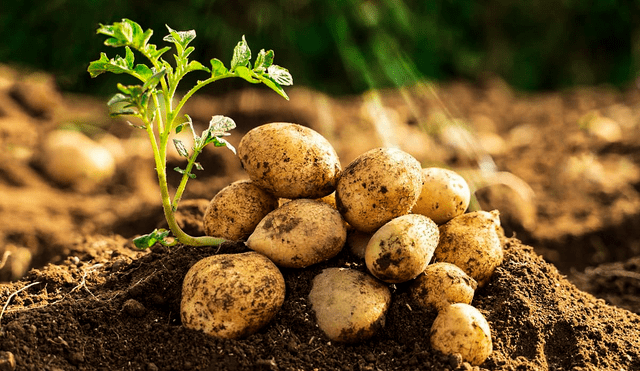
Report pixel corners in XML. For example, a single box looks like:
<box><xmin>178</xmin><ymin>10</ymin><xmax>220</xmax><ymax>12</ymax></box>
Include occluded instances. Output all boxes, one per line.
<box><xmin>172</xmin><ymin>73</ymin><xmax>234</xmax><ymax>121</ymax></box>
<box><xmin>171</xmin><ymin>148</ymin><xmax>202</xmax><ymax>211</ymax></box>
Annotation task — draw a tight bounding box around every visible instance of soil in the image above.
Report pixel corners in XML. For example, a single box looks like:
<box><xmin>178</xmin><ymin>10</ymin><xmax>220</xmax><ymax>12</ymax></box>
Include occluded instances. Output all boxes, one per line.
<box><xmin>1</xmin><ymin>64</ymin><xmax>640</xmax><ymax>370</ymax></box>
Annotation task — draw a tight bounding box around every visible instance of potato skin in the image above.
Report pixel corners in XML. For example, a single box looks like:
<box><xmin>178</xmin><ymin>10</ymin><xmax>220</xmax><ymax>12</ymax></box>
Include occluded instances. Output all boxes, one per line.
<box><xmin>412</xmin><ymin>167</ymin><xmax>470</xmax><ymax>225</ymax></box>
<box><xmin>430</xmin><ymin>303</ymin><xmax>493</xmax><ymax>366</ymax></box>
<box><xmin>246</xmin><ymin>199</ymin><xmax>347</xmax><ymax>268</ymax></box>
<box><xmin>203</xmin><ymin>180</ymin><xmax>279</xmax><ymax>240</ymax></box>
<box><xmin>238</xmin><ymin>123</ymin><xmax>341</xmax><ymax>199</ymax></box>
<box><xmin>365</xmin><ymin>214</ymin><xmax>439</xmax><ymax>283</ymax></box>
<box><xmin>308</xmin><ymin>268</ymin><xmax>391</xmax><ymax>343</ymax></box>
<box><xmin>410</xmin><ymin>262</ymin><xmax>477</xmax><ymax>312</ymax></box>
<box><xmin>335</xmin><ymin>147</ymin><xmax>423</xmax><ymax>233</ymax></box>
<box><xmin>434</xmin><ymin>210</ymin><xmax>503</xmax><ymax>287</ymax></box>
<box><xmin>180</xmin><ymin>252</ymin><xmax>285</xmax><ymax>339</ymax></box>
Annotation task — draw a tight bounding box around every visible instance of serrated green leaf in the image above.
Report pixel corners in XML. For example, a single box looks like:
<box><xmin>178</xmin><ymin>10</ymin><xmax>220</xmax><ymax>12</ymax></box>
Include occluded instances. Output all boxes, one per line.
<box><xmin>133</xmin><ymin>228</ymin><xmax>171</xmax><ymax>249</ymax></box>
<box><xmin>142</xmin><ymin>69</ymin><xmax>167</xmax><ymax>92</ymax></box>
<box><xmin>231</xmin><ymin>36</ymin><xmax>251</xmax><ymax>70</ymax></box>
<box><xmin>234</xmin><ymin>66</ymin><xmax>260</xmax><ymax>83</ymax></box>
<box><xmin>133</xmin><ymin>64</ymin><xmax>154</xmax><ymax>81</ymax></box>
<box><xmin>163</xmin><ymin>25</ymin><xmax>196</xmax><ymax>50</ymax></box>
<box><xmin>209</xmin><ymin>115</ymin><xmax>236</xmax><ymax>133</ymax></box>
<box><xmin>210</xmin><ymin>58</ymin><xmax>228</xmax><ymax>77</ymax></box>
<box><xmin>174</xmin><ymin>166</ymin><xmax>186</xmax><ymax>175</ymax></box>
<box><xmin>88</xmin><ymin>53</ymin><xmax>131</xmax><ymax>77</ymax></box>
<box><xmin>267</xmin><ymin>65</ymin><xmax>293</xmax><ymax>86</ymax></box>
<box><xmin>256</xmin><ymin>74</ymin><xmax>290</xmax><ymax>100</ymax></box>
<box><xmin>254</xmin><ymin>49</ymin><xmax>274</xmax><ymax>71</ymax></box>
<box><xmin>173</xmin><ymin>139</ymin><xmax>189</xmax><ymax>158</ymax></box>
<box><xmin>98</xmin><ymin>19</ymin><xmax>150</xmax><ymax>50</ymax></box>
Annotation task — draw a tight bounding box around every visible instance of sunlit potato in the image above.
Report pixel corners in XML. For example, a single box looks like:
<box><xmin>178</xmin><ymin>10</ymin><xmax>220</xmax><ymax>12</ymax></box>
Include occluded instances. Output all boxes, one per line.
<box><xmin>412</xmin><ymin>167</ymin><xmax>470</xmax><ymax>225</ymax></box>
<box><xmin>410</xmin><ymin>262</ymin><xmax>477</xmax><ymax>312</ymax></box>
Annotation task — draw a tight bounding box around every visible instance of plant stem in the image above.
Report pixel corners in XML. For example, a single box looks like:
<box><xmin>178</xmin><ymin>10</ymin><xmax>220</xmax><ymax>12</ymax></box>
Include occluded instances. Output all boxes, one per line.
<box><xmin>171</xmin><ymin>148</ymin><xmax>202</xmax><ymax>211</ymax></box>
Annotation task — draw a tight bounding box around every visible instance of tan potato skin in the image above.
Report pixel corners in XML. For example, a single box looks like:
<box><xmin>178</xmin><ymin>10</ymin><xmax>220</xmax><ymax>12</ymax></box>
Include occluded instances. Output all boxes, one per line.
<box><xmin>412</xmin><ymin>167</ymin><xmax>470</xmax><ymax>225</ymax></box>
<box><xmin>365</xmin><ymin>214</ymin><xmax>439</xmax><ymax>283</ymax></box>
<box><xmin>203</xmin><ymin>180</ymin><xmax>279</xmax><ymax>240</ymax></box>
<box><xmin>308</xmin><ymin>268</ymin><xmax>391</xmax><ymax>343</ymax></box>
<box><xmin>434</xmin><ymin>210</ymin><xmax>503</xmax><ymax>287</ymax></box>
<box><xmin>246</xmin><ymin>199</ymin><xmax>347</xmax><ymax>268</ymax></box>
<box><xmin>238</xmin><ymin>123</ymin><xmax>341</xmax><ymax>199</ymax></box>
<box><xmin>430</xmin><ymin>303</ymin><xmax>493</xmax><ymax>366</ymax></box>
<box><xmin>410</xmin><ymin>262</ymin><xmax>477</xmax><ymax>312</ymax></box>
<box><xmin>335</xmin><ymin>147</ymin><xmax>423</xmax><ymax>233</ymax></box>
<box><xmin>180</xmin><ymin>252</ymin><xmax>285</xmax><ymax>339</ymax></box>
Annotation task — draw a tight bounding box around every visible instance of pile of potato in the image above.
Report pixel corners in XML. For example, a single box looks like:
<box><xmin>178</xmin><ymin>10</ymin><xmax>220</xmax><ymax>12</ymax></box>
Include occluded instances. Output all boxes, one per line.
<box><xmin>180</xmin><ymin>122</ymin><xmax>504</xmax><ymax>366</ymax></box>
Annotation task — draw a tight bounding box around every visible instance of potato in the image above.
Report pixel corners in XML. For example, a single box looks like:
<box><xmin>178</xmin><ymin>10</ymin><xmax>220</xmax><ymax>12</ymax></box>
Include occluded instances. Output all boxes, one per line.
<box><xmin>434</xmin><ymin>210</ymin><xmax>503</xmax><ymax>287</ymax></box>
<box><xmin>42</xmin><ymin>129</ymin><xmax>116</xmax><ymax>188</ymax></box>
<box><xmin>246</xmin><ymin>199</ymin><xmax>347</xmax><ymax>268</ymax></box>
<box><xmin>308</xmin><ymin>268</ymin><xmax>391</xmax><ymax>343</ymax></box>
<box><xmin>430</xmin><ymin>303</ymin><xmax>493</xmax><ymax>366</ymax></box>
<box><xmin>365</xmin><ymin>214</ymin><xmax>439</xmax><ymax>283</ymax></box>
<box><xmin>181</xmin><ymin>252</ymin><xmax>285</xmax><ymax>339</ymax></box>
<box><xmin>347</xmin><ymin>230</ymin><xmax>372</xmax><ymax>259</ymax></box>
<box><xmin>412</xmin><ymin>167</ymin><xmax>470</xmax><ymax>225</ymax></box>
<box><xmin>238</xmin><ymin>123</ymin><xmax>341</xmax><ymax>199</ymax></box>
<box><xmin>335</xmin><ymin>147</ymin><xmax>423</xmax><ymax>233</ymax></box>
<box><xmin>410</xmin><ymin>262</ymin><xmax>477</xmax><ymax>312</ymax></box>
<box><xmin>203</xmin><ymin>180</ymin><xmax>279</xmax><ymax>240</ymax></box>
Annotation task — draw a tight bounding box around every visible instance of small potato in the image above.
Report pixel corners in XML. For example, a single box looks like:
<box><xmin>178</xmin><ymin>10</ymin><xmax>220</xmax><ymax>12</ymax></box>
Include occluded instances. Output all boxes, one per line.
<box><xmin>434</xmin><ymin>210</ymin><xmax>503</xmax><ymax>287</ymax></box>
<box><xmin>308</xmin><ymin>268</ymin><xmax>391</xmax><ymax>343</ymax></box>
<box><xmin>410</xmin><ymin>262</ymin><xmax>477</xmax><ymax>312</ymax></box>
<box><xmin>181</xmin><ymin>252</ymin><xmax>285</xmax><ymax>339</ymax></box>
<box><xmin>365</xmin><ymin>214</ymin><xmax>439</xmax><ymax>283</ymax></box>
<box><xmin>430</xmin><ymin>303</ymin><xmax>493</xmax><ymax>366</ymax></box>
<box><xmin>203</xmin><ymin>180</ymin><xmax>279</xmax><ymax>240</ymax></box>
<box><xmin>238</xmin><ymin>123</ymin><xmax>341</xmax><ymax>199</ymax></box>
<box><xmin>335</xmin><ymin>147</ymin><xmax>423</xmax><ymax>233</ymax></box>
<box><xmin>42</xmin><ymin>129</ymin><xmax>116</xmax><ymax>188</ymax></box>
<box><xmin>412</xmin><ymin>167</ymin><xmax>470</xmax><ymax>225</ymax></box>
<box><xmin>246</xmin><ymin>199</ymin><xmax>347</xmax><ymax>268</ymax></box>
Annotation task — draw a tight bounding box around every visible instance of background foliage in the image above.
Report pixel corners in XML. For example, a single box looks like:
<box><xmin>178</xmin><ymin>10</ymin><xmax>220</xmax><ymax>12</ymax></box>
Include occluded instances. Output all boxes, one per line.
<box><xmin>1</xmin><ymin>0</ymin><xmax>638</xmax><ymax>95</ymax></box>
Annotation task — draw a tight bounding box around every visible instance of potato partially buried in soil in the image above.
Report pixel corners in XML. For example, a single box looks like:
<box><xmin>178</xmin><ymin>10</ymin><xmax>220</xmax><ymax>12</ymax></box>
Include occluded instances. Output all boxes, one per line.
<box><xmin>410</xmin><ymin>262</ymin><xmax>477</xmax><ymax>312</ymax></box>
<box><xmin>180</xmin><ymin>252</ymin><xmax>285</xmax><ymax>339</ymax></box>
<box><xmin>335</xmin><ymin>147</ymin><xmax>423</xmax><ymax>233</ymax></box>
<box><xmin>203</xmin><ymin>180</ymin><xmax>279</xmax><ymax>241</ymax></box>
<box><xmin>308</xmin><ymin>268</ymin><xmax>391</xmax><ymax>343</ymax></box>
<box><xmin>246</xmin><ymin>199</ymin><xmax>347</xmax><ymax>268</ymax></box>
<box><xmin>435</xmin><ymin>210</ymin><xmax>503</xmax><ymax>287</ymax></box>
<box><xmin>365</xmin><ymin>214</ymin><xmax>439</xmax><ymax>283</ymax></box>
<box><xmin>430</xmin><ymin>303</ymin><xmax>493</xmax><ymax>366</ymax></box>
<box><xmin>237</xmin><ymin>122</ymin><xmax>341</xmax><ymax>199</ymax></box>
<box><xmin>412</xmin><ymin>167</ymin><xmax>470</xmax><ymax>225</ymax></box>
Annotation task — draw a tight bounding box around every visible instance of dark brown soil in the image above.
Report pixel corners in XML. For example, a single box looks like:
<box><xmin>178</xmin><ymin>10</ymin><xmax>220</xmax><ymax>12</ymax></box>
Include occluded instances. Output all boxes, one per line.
<box><xmin>1</xmin><ymin>65</ymin><xmax>640</xmax><ymax>370</ymax></box>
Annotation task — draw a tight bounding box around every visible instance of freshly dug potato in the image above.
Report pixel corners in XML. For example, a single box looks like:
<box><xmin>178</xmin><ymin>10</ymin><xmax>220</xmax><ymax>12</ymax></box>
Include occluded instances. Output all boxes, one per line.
<box><xmin>238</xmin><ymin>123</ymin><xmax>341</xmax><ymax>199</ymax></box>
<box><xmin>365</xmin><ymin>214</ymin><xmax>439</xmax><ymax>283</ymax></box>
<box><xmin>434</xmin><ymin>210</ymin><xmax>503</xmax><ymax>287</ymax></box>
<box><xmin>181</xmin><ymin>252</ymin><xmax>285</xmax><ymax>339</ymax></box>
<box><xmin>42</xmin><ymin>129</ymin><xmax>116</xmax><ymax>188</ymax></box>
<box><xmin>412</xmin><ymin>167</ymin><xmax>470</xmax><ymax>225</ymax></box>
<box><xmin>430</xmin><ymin>303</ymin><xmax>493</xmax><ymax>366</ymax></box>
<box><xmin>246</xmin><ymin>199</ymin><xmax>347</xmax><ymax>268</ymax></box>
<box><xmin>347</xmin><ymin>230</ymin><xmax>372</xmax><ymax>259</ymax></box>
<box><xmin>203</xmin><ymin>180</ymin><xmax>279</xmax><ymax>240</ymax></box>
<box><xmin>335</xmin><ymin>147</ymin><xmax>423</xmax><ymax>233</ymax></box>
<box><xmin>410</xmin><ymin>262</ymin><xmax>477</xmax><ymax>312</ymax></box>
<box><xmin>308</xmin><ymin>268</ymin><xmax>391</xmax><ymax>343</ymax></box>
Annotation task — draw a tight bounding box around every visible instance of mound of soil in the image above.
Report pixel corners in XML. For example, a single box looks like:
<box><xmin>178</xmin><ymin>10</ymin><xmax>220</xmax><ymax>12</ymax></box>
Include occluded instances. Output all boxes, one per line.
<box><xmin>1</xmin><ymin>65</ymin><xmax>640</xmax><ymax>370</ymax></box>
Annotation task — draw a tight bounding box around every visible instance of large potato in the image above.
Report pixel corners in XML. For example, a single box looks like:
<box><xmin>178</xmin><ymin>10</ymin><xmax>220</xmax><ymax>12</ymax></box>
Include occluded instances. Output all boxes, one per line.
<box><xmin>203</xmin><ymin>180</ymin><xmax>279</xmax><ymax>240</ymax></box>
<box><xmin>365</xmin><ymin>214</ymin><xmax>439</xmax><ymax>283</ymax></box>
<box><xmin>237</xmin><ymin>123</ymin><xmax>341</xmax><ymax>199</ymax></box>
<box><xmin>412</xmin><ymin>167</ymin><xmax>470</xmax><ymax>225</ymax></box>
<box><xmin>434</xmin><ymin>210</ymin><xmax>503</xmax><ymax>287</ymax></box>
<box><xmin>430</xmin><ymin>303</ymin><xmax>493</xmax><ymax>366</ymax></box>
<box><xmin>335</xmin><ymin>147</ymin><xmax>423</xmax><ymax>233</ymax></box>
<box><xmin>308</xmin><ymin>268</ymin><xmax>391</xmax><ymax>343</ymax></box>
<box><xmin>246</xmin><ymin>199</ymin><xmax>347</xmax><ymax>268</ymax></box>
<box><xmin>410</xmin><ymin>262</ymin><xmax>477</xmax><ymax>312</ymax></box>
<box><xmin>181</xmin><ymin>252</ymin><xmax>285</xmax><ymax>339</ymax></box>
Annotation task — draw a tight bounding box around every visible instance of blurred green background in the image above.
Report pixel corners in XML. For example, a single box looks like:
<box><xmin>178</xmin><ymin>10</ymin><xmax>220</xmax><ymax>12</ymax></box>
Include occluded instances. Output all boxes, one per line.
<box><xmin>1</xmin><ymin>0</ymin><xmax>638</xmax><ymax>96</ymax></box>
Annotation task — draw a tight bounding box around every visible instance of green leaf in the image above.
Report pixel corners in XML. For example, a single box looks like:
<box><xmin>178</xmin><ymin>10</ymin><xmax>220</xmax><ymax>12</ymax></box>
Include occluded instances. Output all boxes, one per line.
<box><xmin>194</xmin><ymin>162</ymin><xmax>204</xmax><ymax>171</ymax></box>
<box><xmin>133</xmin><ymin>228</ymin><xmax>172</xmax><ymax>249</ymax></box>
<box><xmin>174</xmin><ymin>167</ymin><xmax>196</xmax><ymax>179</ymax></box>
<box><xmin>256</xmin><ymin>74</ymin><xmax>290</xmax><ymax>100</ymax></box>
<box><xmin>186</xmin><ymin>60</ymin><xmax>209</xmax><ymax>73</ymax></box>
<box><xmin>210</xmin><ymin>58</ymin><xmax>228</xmax><ymax>77</ymax></box>
<box><xmin>142</xmin><ymin>68</ymin><xmax>167</xmax><ymax>92</ymax></box>
<box><xmin>209</xmin><ymin>115</ymin><xmax>236</xmax><ymax>133</ymax></box>
<box><xmin>230</xmin><ymin>36</ymin><xmax>251</xmax><ymax>70</ymax></box>
<box><xmin>173</xmin><ymin>139</ymin><xmax>189</xmax><ymax>158</ymax></box>
<box><xmin>98</xmin><ymin>19</ymin><xmax>152</xmax><ymax>50</ymax></box>
<box><xmin>88</xmin><ymin>49</ymin><xmax>153</xmax><ymax>81</ymax></box>
<box><xmin>254</xmin><ymin>49</ymin><xmax>274</xmax><ymax>71</ymax></box>
<box><xmin>267</xmin><ymin>65</ymin><xmax>293</xmax><ymax>86</ymax></box>
<box><xmin>234</xmin><ymin>66</ymin><xmax>260</xmax><ymax>83</ymax></box>
<box><xmin>163</xmin><ymin>25</ymin><xmax>197</xmax><ymax>51</ymax></box>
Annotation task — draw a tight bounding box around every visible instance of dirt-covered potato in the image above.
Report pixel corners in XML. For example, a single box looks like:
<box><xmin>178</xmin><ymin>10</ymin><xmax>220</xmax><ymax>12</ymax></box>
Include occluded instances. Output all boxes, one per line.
<box><xmin>347</xmin><ymin>230</ymin><xmax>372</xmax><ymax>259</ymax></box>
<box><xmin>430</xmin><ymin>303</ymin><xmax>493</xmax><ymax>366</ymax></box>
<box><xmin>237</xmin><ymin>122</ymin><xmax>341</xmax><ymax>199</ymax></box>
<box><xmin>181</xmin><ymin>252</ymin><xmax>285</xmax><ymax>339</ymax></box>
<box><xmin>42</xmin><ymin>129</ymin><xmax>116</xmax><ymax>188</ymax></box>
<box><xmin>335</xmin><ymin>147</ymin><xmax>423</xmax><ymax>233</ymax></box>
<box><xmin>434</xmin><ymin>210</ymin><xmax>503</xmax><ymax>287</ymax></box>
<box><xmin>410</xmin><ymin>262</ymin><xmax>477</xmax><ymax>312</ymax></box>
<box><xmin>308</xmin><ymin>268</ymin><xmax>391</xmax><ymax>343</ymax></box>
<box><xmin>365</xmin><ymin>214</ymin><xmax>439</xmax><ymax>283</ymax></box>
<box><xmin>412</xmin><ymin>167</ymin><xmax>470</xmax><ymax>225</ymax></box>
<box><xmin>246</xmin><ymin>199</ymin><xmax>347</xmax><ymax>268</ymax></box>
<box><xmin>203</xmin><ymin>180</ymin><xmax>279</xmax><ymax>240</ymax></box>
